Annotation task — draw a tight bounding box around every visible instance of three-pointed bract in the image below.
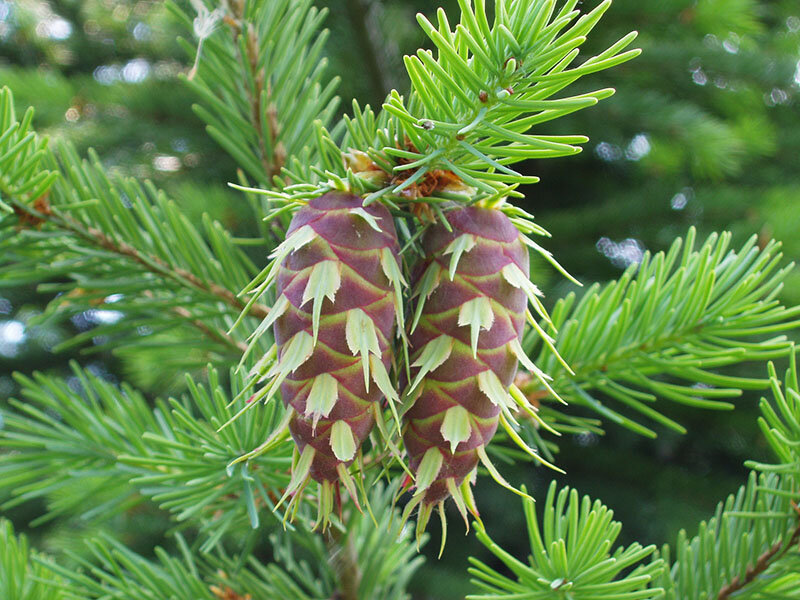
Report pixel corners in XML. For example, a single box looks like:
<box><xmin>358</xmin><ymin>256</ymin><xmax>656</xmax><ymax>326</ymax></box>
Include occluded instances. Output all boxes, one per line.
<box><xmin>267</xmin><ymin>192</ymin><xmax>403</xmax><ymax>526</ymax></box>
<box><xmin>402</xmin><ymin>205</ymin><xmax>550</xmax><ymax>535</ymax></box>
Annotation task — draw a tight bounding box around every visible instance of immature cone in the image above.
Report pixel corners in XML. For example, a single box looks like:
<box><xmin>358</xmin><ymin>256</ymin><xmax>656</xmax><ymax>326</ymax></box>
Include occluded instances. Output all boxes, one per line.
<box><xmin>401</xmin><ymin>205</ymin><xmax>549</xmax><ymax>541</ymax></box>
<box><xmin>257</xmin><ymin>191</ymin><xmax>404</xmax><ymax>526</ymax></box>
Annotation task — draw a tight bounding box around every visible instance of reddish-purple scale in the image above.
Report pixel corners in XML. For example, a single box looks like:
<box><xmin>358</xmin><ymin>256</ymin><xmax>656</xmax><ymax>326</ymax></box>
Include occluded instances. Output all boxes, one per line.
<box><xmin>403</xmin><ymin>206</ymin><xmax>529</xmax><ymax>504</ymax></box>
<box><xmin>273</xmin><ymin>192</ymin><xmax>400</xmax><ymax>483</ymax></box>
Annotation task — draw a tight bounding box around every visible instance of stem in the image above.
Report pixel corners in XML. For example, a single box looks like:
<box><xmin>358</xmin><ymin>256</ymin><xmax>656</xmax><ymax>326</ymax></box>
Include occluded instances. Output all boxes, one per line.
<box><xmin>529</xmin><ymin>314</ymin><xmax>782</xmax><ymax>407</ymax></box>
<box><xmin>57</xmin><ymin>210</ymin><xmax>271</xmax><ymax>320</ymax></box>
<box><xmin>325</xmin><ymin>528</ymin><xmax>362</xmax><ymax>600</ymax></box>
<box><xmin>226</xmin><ymin>5</ymin><xmax>285</xmax><ymax>182</ymax></box>
<box><xmin>717</xmin><ymin>502</ymin><xmax>800</xmax><ymax>599</ymax></box>
<box><xmin>173</xmin><ymin>305</ymin><xmax>248</xmax><ymax>353</ymax></box>
<box><xmin>142</xmin><ymin>291</ymin><xmax>248</xmax><ymax>353</ymax></box>
<box><xmin>7</xmin><ymin>198</ymin><xmax>271</xmax><ymax>321</ymax></box>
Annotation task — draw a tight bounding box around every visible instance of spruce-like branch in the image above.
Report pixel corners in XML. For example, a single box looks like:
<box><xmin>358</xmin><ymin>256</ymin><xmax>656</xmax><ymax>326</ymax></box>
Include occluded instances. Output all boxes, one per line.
<box><xmin>170</xmin><ymin>0</ymin><xmax>340</xmax><ymax>186</ymax></box>
<box><xmin>385</xmin><ymin>0</ymin><xmax>639</xmax><ymax>187</ymax></box>
<box><xmin>7</xmin><ymin>198</ymin><xmax>264</xmax><ymax>318</ymax></box>
<box><xmin>652</xmin><ymin>355</ymin><xmax>800</xmax><ymax>599</ymax></box>
<box><xmin>26</xmin><ymin>485</ymin><xmax>421</xmax><ymax>600</ymax></box>
<box><xmin>468</xmin><ymin>480</ymin><xmax>664</xmax><ymax>598</ymax></box>
<box><xmin>270</xmin><ymin>0</ymin><xmax>639</xmax><ymax>204</ymax></box>
<box><xmin>0</xmin><ymin>363</ymin><xmax>292</xmax><ymax>544</ymax></box>
<box><xmin>254</xmin><ymin>483</ymin><xmax>425</xmax><ymax>600</ymax></box>
<box><xmin>0</xmin><ymin>90</ymin><xmax>57</xmax><ymax>212</ymax></box>
<box><xmin>0</xmin><ymin>88</ymin><xmax>271</xmax><ymax>370</ymax></box>
<box><xmin>470</xmin><ymin>356</ymin><xmax>800</xmax><ymax>599</ymax></box>
<box><xmin>717</xmin><ymin>516</ymin><xmax>800</xmax><ymax>599</ymax></box>
<box><xmin>521</xmin><ymin>228</ymin><xmax>800</xmax><ymax>437</ymax></box>
<box><xmin>654</xmin><ymin>471</ymin><xmax>799</xmax><ymax>599</ymax></box>
<box><xmin>44</xmin><ymin>535</ymin><xmax>225</xmax><ymax>600</ymax></box>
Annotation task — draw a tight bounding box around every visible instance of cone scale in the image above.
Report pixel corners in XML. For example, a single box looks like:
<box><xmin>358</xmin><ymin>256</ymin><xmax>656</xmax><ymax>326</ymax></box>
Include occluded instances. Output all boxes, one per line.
<box><xmin>402</xmin><ymin>205</ymin><xmax>544</xmax><ymax>536</ymax></box>
<box><xmin>257</xmin><ymin>191</ymin><xmax>404</xmax><ymax>526</ymax></box>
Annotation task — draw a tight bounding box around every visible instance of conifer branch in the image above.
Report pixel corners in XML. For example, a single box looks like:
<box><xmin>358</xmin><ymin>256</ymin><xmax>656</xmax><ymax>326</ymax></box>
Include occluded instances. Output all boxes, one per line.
<box><xmin>0</xmin><ymin>364</ymin><xmax>292</xmax><ymax>541</ymax></box>
<box><xmin>717</xmin><ymin>511</ymin><xmax>800</xmax><ymax>599</ymax></box>
<box><xmin>1</xmin><ymin>484</ymin><xmax>421</xmax><ymax>600</ymax></box>
<box><xmin>270</xmin><ymin>0</ymin><xmax>640</xmax><ymax>204</ymax></box>
<box><xmin>653</xmin><ymin>473</ymin><xmax>800</xmax><ymax>599</ymax></box>
<box><xmin>9</xmin><ymin>200</ymin><xmax>269</xmax><ymax>321</ymax></box>
<box><xmin>468</xmin><ymin>480</ymin><xmax>664</xmax><ymax>598</ymax></box>
<box><xmin>522</xmin><ymin>228</ymin><xmax>800</xmax><ymax>436</ymax></box>
<box><xmin>472</xmin><ymin>356</ymin><xmax>800</xmax><ymax>599</ymax></box>
<box><xmin>3</xmin><ymin>170</ymin><xmax>266</xmax><ymax>369</ymax></box>
<box><xmin>0</xmin><ymin>520</ymin><xmax>64</xmax><ymax>600</ymax></box>
<box><xmin>223</xmin><ymin>1</ymin><xmax>285</xmax><ymax>180</ymax></box>
<box><xmin>0</xmin><ymin>90</ymin><xmax>57</xmax><ymax>207</ymax></box>
<box><xmin>652</xmin><ymin>356</ymin><xmax>800</xmax><ymax>599</ymax></box>
<box><xmin>172</xmin><ymin>0</ymin><xmax>340</xmax><ymax>186</ymax></box>
<box><xmin>1</xmin><ymin>87</ymin><xmax>271</xmax><ymax>370</ymax></box>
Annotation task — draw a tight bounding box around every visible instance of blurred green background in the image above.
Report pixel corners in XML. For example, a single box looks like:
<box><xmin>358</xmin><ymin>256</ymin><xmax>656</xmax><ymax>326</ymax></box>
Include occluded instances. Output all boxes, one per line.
<box><xmin>1</xmin><ymin>0</ymin><xmax>798</xmax><ymax>598</ymax></box>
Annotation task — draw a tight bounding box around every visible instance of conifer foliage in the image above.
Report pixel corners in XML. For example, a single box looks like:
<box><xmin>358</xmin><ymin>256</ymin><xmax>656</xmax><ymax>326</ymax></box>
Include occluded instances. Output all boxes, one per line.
<box><xmin>2</xmin><ymin>1</ymin><xmax>800</xmax><ymax>599</ymax></box>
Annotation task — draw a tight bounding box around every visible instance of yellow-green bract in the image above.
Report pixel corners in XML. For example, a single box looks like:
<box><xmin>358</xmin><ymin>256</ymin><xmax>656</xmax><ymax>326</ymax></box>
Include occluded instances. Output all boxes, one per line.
<box><xmin>401</xmin><ymin>205</ymin><xmax>555</xmax><ymax>542</ymax></box>
<box><xmin>261</xmin><ymin>192</ymin><xmax>404</xmax><ymax>527</ymax></box>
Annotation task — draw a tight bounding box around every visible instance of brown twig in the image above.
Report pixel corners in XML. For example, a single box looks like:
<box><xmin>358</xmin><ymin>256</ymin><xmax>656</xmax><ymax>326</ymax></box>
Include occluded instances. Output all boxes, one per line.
<box><xmin>226</xmin><ymin>5</ymin><xmax>285</xmax><ymax>182</ymax></box>
<box><xmin>141</xmin><ymin>291</ymin><xmax>248</xmax><ymax>353</ymax></box>
<box><xmin>210</xmin><ymin>584</ymin><xmax>252</xmax><ymax>600</ymax></box>
<box><xmin>10</xmin><ymin>198</ymin><xmax>270</xmax><ymax>321</ymax></box>
<box><xmin>717</xmin><ymin>501</ymin><xmax>800</xmax><ymax>599</ymax></box>
<box><xmin>63</xmin><ymin>213</ymin><xmax>270</xmax><ymax>320</ymax></box>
